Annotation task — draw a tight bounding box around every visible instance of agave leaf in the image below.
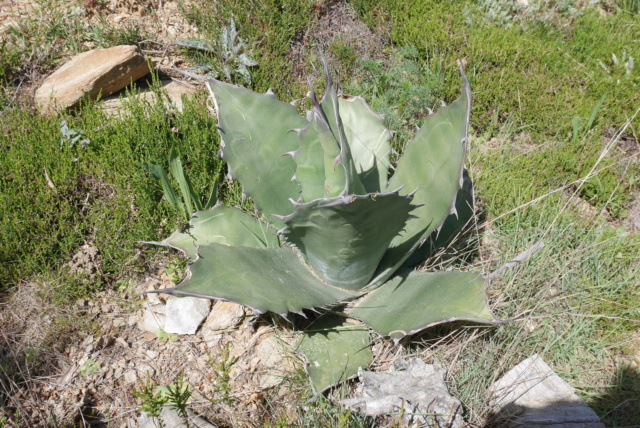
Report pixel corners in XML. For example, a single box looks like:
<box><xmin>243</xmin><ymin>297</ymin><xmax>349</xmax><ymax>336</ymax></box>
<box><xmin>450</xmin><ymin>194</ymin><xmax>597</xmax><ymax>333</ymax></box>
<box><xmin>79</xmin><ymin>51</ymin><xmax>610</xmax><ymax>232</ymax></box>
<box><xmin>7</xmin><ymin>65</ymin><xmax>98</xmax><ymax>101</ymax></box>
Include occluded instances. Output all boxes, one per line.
<box><xmin>405</xmin><ymin>168</ymin><xmax>475</xmax><ymax>267</ymax></box>
<box><xmin>318</xmin><ymin>61</ymin><xmax>366</xmax><ymax>196</ymax></box>
<box><xmin>338</xmin><ymin>95</ymin><xmax>392</xmax><ymax>193</ymax></box>
<box><xmin>207</xmin><ymin>79</ymin><xmax>308</xmax><ymax>225</ymax></box>
<box><xmin>295</xmin><ymin>95</ymin><xmax>346</xmax><ymax>200</ymax></box>
<box><xmin>349</xmin><ymin>271</ymin><xmax>497</xmax><ymax>341</ymax></box>
<box><xmin>154</xmin><ymin>244</ymin><xmax>360</xmax><ymax>315</ymax></box>
<box><xmin>281</xmin><ymin>191</ymin><xmax>415</xmax><ymax>290</ymax></box>
<box><xmin>146</xmin><ymin>205</ymin><xmax>278</xmax><ymax>259</ymax></box>
<box><xmin>298</xmin><ymin>315</ymin><xmax>372</xmax><ymax>395</ymax></box>
<box><xmin>369</xmin><ymin>68</ymin><xmax>472</xmax><ymax>287</ymax></box>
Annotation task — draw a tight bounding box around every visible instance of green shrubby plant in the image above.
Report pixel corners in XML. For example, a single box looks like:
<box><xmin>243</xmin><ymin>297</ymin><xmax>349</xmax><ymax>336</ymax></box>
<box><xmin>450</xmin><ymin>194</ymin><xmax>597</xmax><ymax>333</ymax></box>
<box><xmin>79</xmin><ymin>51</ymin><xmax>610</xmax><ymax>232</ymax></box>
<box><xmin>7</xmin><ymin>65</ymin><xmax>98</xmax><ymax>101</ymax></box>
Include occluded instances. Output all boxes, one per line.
<box><xmin>177</xmin><ymin>18</ymin><xmax>259</xmax><ymax>85</ymax></box>
<box><xmin>147</xmin><ymin>61</ymin><xmax>498</xmax><ymax>392</ymax></box>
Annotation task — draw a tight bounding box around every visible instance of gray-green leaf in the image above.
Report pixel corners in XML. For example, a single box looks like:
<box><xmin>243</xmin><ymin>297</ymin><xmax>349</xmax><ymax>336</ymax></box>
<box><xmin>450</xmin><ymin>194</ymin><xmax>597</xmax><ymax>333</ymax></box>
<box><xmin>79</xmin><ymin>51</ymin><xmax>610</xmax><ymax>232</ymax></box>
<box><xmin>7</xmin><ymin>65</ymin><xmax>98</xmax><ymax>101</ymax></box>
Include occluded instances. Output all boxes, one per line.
<box><xmin>349</xmin><ymin>271</ymin><xmax>497</xmax><ymax>341</ymax></box>
<box><xmin>158</xmin><ymin>244</ymin><xmax>360</xmax><ymax>314</ymax></box>
<box><xmin>298</xmin><ymin>315</ymin><xmax>372</xmax><ymax>394</ymax></box>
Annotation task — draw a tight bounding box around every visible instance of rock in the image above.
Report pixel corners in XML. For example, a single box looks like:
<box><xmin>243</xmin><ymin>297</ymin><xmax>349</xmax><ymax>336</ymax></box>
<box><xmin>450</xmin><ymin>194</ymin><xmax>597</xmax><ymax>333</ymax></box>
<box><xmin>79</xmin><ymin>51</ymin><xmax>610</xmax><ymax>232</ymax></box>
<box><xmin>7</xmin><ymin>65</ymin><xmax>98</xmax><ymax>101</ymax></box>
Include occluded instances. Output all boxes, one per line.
<box><xmin>164</xmin><ymin>297</ymin><xmax>211</xmax><ymax>335</ymax></box>
<box><xmin>488</xmin><ymin>354</ymin><xmax>605</xmax><ymax>428</ymax></box>
<box><xmin>137</xmin><ymin>302</ymin><xmax>167</xmax><ymax>334</ymax></box>
<box><xmin>139</xmin><ymin>408</ymin><xmax>218</xmax><ymax>428</ymax></box>
<box><xmin>137</xmin><ymin>411</ymin><xmax>160</xmax><ymax>428</ymax></box>
<box><xmin>123</xmin><ymin>369</ymin><xmax>137</xmax><ymax>384</ymax></box>
<box><xmin>101</xmin><ymin>80</ymin><xmax>198</xmax><ymax>116</ymax></box>
<box><xmin>203</xmin><ymin>301</ymin><xmax>245</xmax><ymax>332</ymax></box>
<box><xmin>341</xmin><ymin>358</ymin><xmax>465</xmax><ymax>428</ymax></box>
<box><xmin>35</xmin><ymin>45</ymin><xmax>150</xmax><ymax>114</ymax></box>
<box><xmin>252</xmin><ymin>336</ymin><xmax>290</xmax><ymax>389</ymax></box>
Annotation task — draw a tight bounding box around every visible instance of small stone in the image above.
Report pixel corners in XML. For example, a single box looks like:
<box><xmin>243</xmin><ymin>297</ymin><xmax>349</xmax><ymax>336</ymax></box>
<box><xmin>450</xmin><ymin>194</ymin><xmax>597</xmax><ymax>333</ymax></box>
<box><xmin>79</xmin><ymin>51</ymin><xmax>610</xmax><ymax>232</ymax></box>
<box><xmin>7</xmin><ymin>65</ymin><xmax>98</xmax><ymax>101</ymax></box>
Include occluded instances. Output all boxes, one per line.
<box><xmin>137</xmin><ymin>363</ymin><xmax>155</xmax><ymax>375</ymax></box>
<box><xmin>524</xmin><ymin>319</ymin><xmax>538</xmax><ymax>334</ymax></box>
<box><xmin>116</xmin><ymin>337</ymin><xmax>130</xmax><ymax>349</ymax></box>
<box><xmin>127</xmin><ymin>315</ymin><xmax>137</xmax><ymax>326</ymax></box>
<box><xmin>123</xmin><ymin>369</ymin><xmax>137</xmax><ymax>384</ymax></box>
<box><xmin>160</xmin><ymin>407</ymin><xmax>186</xmax><ymax>427</ymax></box>
<box><xmin>35</xmin><ymin>45</ymin><xmax>150</xmax><ymax>114</ymax></box>
<box><xmin>203</xmin><ymin>301</ymin><xmax>245</xmax><ymax>333</ymax></box>
<box><xmin>137</xmin><ymin>411</ymin><xmax>159</xmax><ymax>428</ymax></box>
<box><xmin>164</xmin><ymin>297</ymin><xmax>211</xmax><ymax>335</ymax></box>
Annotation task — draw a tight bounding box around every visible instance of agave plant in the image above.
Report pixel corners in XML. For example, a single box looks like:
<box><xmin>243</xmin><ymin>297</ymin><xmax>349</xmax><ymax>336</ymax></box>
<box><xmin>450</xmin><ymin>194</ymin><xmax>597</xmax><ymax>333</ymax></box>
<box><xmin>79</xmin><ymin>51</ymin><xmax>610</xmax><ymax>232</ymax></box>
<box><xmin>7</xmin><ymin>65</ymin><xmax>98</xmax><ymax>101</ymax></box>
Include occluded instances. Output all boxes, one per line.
<box><xmin>146</xmin><ymin>62</ymin><xmax>499</xmax><ymax>393</ymax></box>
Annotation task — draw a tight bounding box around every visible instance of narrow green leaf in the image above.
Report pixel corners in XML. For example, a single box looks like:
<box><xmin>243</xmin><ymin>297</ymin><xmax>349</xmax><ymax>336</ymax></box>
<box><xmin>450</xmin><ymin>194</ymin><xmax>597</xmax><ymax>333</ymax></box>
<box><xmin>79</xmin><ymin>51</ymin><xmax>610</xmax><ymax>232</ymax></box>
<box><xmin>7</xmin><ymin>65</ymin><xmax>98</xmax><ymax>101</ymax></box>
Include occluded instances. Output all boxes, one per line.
<box><xmin>298</xmin><ymin>315</ymin><xmax>372</xmax><ymax>394</ymax></box>
<box><xmin>168</xmin><ymin>148</ymin><xmax>195</xmax><ymax>215</ymax></box>
<box><xmin>175</xmin><ymin>40</ymin><xmax>215</xmax><ymax>52</ymax></box>
<box><xmin>156</xmin><ymin>244</ymin><xmax>360</xmax><ymax>314</ymax></box>
<box><xmin>350</xmin><ymin>271</ymin><xmax>498</xmax><ymax>341</ymax></box>
<box><xmin>148</xmin><ymin>163</ymin><xmax>185</xmax><ymax>217</ymax></box>
<box><xmin>203</xmin><ymin>179</ymin><xmax>219</xmax><ymax>210</ymax></box>
<box><xmin>572</xmin><ymin>117</ymin><xmax>581</xmax><ymax>146</ymax></box>
<box><xmin>585</xmin><ymin>93</ymin><xmax>607</xmax><ymax>133</ymax></box>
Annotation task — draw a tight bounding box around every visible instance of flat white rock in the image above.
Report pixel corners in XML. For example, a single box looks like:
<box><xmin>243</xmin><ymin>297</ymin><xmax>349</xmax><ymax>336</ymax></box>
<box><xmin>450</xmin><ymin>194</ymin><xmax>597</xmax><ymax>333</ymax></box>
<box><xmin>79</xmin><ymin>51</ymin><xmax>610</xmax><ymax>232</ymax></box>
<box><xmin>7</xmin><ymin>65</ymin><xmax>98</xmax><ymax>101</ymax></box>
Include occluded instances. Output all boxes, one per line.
<box><xmin>137</xmin><ymin>301</ymin><xmax>166</xmax><ymax>334</ymax></box>
<box><xmin>164</xmin><ymin>297</ymin><xmax>211</xmax><ymax>335</ymax></box>
<box><xmin>101</xmin><ymin>80</ymin><xmax>197</xmax><ymax>116</ymax></box>
<box><xmin>489</xmin><ymin>354</ymin><xmax>605</xmax><ymax>427</ymax></box>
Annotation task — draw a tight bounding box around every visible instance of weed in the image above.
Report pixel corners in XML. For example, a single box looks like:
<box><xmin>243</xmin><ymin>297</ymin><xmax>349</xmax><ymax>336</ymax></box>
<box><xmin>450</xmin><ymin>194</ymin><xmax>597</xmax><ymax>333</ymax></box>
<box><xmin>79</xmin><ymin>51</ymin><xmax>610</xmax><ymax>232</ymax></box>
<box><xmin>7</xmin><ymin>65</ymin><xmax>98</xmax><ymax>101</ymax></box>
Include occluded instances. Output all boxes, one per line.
<box><xmin>141</xmin><ymin>148</ymin><xmax>219</xmax><ymax>221</ymax></box>
<box><xmin>133</xmin><ymin>376</ymin><xmax>168</xmax><ymax>418</ymax></box>
<box><xmin>59</xmin><ymin>120</ymin><xmax>91</xmax><ymax>150</ymax></box>
<box><xmin>154</xmin><ymin>329</ymin><xmax>178</xmax><ymax>342</ymax></box>
<box><xmin>78</xmin><ymin>358</ymin><xmax>100</xmax><ymax>377</ymax></box>
<box><xmin>207</xmin><ymin>344</ymin><xmax>237</xmax><ymax>404</ymax></box>
<box><xmin>180</xmin><ymin>0</ymin><xmax>315</xmax><ymax>94</ymax></box>
<box><xmin>0</xmin><ymin>85</ymin><xmax>223</xmax><ymax>292</ymax></box>
<box><xmin>160</xmin><ymin>257</ymin><xmax>188</xmax><ymax>285</ymax></box>
<box><xmin>134</xmin><ymin>374</ymin><xmax>192</xmax><ymax>421</ymax></box>
<box><xmin>344</xmin><ymin>46</ymin><xmax>443</xmax><ymax>154</ymax></box>
<box><xmin>156</xmin><ymin>373</ymin><xmax>192</xmax><ymax>419</ymax></box>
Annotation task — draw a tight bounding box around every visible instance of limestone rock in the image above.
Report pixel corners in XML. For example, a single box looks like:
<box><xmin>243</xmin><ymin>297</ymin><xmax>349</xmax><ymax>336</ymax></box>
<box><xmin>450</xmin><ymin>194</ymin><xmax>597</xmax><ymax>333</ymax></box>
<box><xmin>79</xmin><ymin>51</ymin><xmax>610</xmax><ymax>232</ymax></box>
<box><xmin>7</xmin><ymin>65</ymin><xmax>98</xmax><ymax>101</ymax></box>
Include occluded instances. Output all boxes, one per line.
<box><xmin>164</xmin><ymin>297</ymin><xmax>211</xmax><ymax>335</ymax></box>
<box><xmin>203</xmin><ymin>301</ymin><xmax>246</xmax><ymax>332</ymax></box>
<box><xmin>137</xmin><ymin>301</ymin><xmax>166</xmax><ymax>334</ymax></box>
<box><xmin>341</xmin><ymin>358</ymin><xmax>465</xmax><ymax>428</ymax></box>
<box><xmin>35</xmin><ymin>45</ymin><xmax>150</xmax><ymax>114</ymax></box>
<box><xmin>252</xmin><ymin>336</ymin><xmax>291</xmax><ymax>389</ymax></box>
<box><xmin>101</xmin><ymin>80</ymin><xmax>198</xmax><ymax>116</ymax></box>
<box><xmin>489</xmin><ymin>354</ymin><xmax>605</xmax><ymax>428</ymax></box>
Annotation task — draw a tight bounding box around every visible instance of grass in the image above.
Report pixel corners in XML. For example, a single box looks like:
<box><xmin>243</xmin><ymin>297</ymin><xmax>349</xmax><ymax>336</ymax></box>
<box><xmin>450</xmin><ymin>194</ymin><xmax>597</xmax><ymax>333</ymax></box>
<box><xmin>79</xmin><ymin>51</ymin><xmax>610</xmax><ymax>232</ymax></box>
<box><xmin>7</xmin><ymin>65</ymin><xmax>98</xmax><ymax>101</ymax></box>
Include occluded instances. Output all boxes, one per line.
<box><xmin>1</xmin><ymin>0</ymin><xmax>639</xmax><ymax>426</ymax></box>
<box><xmin>0</xmin><ymin>85</ymin><xmax>224</xmax><ymax>296</ymax></box>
